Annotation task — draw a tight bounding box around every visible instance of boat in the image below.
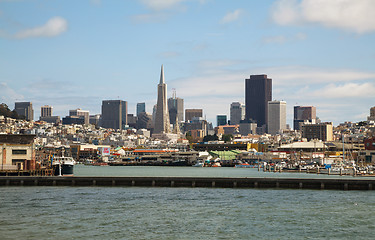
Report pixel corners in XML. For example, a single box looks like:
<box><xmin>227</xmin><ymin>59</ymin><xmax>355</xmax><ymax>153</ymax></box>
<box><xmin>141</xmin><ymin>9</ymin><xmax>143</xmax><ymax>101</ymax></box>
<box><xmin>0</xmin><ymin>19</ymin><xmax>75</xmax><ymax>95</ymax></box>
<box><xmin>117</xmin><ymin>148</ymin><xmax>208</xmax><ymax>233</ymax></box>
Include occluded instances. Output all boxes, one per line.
<box><xmin>235</xmin><ymin>163</ymin><xmax>251</xmax><ymax>168</ymax></box>
<box><xmin>52</xmin><ymin>156</ymin><xmax>75</xmax><ymax>176</ymax></box>
<box><xmin>192</xmin><ymin>161</ymin><xmax>204</xmax><ymax>167</ymax></box>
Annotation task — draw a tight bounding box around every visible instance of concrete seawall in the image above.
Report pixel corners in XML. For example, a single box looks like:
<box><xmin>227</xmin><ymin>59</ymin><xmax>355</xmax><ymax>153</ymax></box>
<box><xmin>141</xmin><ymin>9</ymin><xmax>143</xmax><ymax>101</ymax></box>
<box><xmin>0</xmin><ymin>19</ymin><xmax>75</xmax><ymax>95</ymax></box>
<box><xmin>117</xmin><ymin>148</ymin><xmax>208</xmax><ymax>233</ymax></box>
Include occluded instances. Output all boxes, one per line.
<box><xmin>1</xmin><ymin>176</ymin><xmax>374</xmax><ymax>190</ymax></box>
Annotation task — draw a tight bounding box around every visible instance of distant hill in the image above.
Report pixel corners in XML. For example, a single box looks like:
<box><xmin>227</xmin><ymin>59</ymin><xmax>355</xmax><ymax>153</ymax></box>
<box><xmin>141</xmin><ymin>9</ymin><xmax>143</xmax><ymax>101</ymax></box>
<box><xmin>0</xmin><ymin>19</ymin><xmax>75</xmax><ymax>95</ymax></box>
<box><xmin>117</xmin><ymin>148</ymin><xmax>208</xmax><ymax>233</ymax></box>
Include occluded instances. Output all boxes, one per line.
<box><xmin>0</xmin><ymin>103</ymin><xmax>25</xmax><ymax>120</ymax></box>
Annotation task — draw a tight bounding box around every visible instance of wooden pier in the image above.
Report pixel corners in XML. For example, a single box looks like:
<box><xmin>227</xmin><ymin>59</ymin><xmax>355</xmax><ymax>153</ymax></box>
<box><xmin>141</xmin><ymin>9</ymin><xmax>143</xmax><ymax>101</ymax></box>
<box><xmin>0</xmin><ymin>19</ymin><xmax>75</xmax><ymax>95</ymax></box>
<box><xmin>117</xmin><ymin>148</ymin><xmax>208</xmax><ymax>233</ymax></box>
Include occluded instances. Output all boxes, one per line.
<box><xmin>0</xmin><ymin>176</ymin><xmax>374</xmax><ymax>190</ymax></box>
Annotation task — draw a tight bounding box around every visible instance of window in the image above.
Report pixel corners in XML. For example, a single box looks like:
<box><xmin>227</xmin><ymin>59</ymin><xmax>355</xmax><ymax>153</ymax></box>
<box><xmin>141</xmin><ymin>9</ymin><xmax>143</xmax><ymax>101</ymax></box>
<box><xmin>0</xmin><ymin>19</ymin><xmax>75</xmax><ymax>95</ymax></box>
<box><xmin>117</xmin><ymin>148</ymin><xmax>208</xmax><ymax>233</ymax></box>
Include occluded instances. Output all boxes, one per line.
<box><xmin>12</xmin><ymin>149</ymin><xmax>27</xmax><ymax>155</ymax></box>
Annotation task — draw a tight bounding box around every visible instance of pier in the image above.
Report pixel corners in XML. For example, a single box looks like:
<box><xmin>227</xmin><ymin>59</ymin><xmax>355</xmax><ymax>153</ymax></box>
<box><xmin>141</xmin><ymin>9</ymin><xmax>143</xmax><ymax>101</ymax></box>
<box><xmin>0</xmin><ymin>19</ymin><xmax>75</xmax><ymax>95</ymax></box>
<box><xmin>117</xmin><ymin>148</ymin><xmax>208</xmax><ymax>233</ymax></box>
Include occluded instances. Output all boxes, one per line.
<box><xmin>0</xmin><ymin>176</ymin><xmax>374</xmax><ymax>190</ymax></box>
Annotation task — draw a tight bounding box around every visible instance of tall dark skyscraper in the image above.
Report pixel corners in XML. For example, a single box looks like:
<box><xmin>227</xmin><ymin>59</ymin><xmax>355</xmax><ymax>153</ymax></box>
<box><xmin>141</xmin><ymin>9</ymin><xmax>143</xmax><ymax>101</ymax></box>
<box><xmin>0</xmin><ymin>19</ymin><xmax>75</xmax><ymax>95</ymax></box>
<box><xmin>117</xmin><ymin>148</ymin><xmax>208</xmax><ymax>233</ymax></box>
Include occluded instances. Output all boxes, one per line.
<box><xmin>168</xmin><ymin>96</ymin><xmax>184</xmax><ymax>124</ymax></box>
<box><xmin>245</xmin><ymin>74</ymin><xmax>272</xmax><ymax>128</ymax></box>
<box><xmin>101</xmin><ymin>100</ymin><xmax>127</xmax><ymax>130</ymax></box>
<box><xmin>136</xmin><ymin>102</ymin><xmax>146</xmax><ymax>117</ymax></box>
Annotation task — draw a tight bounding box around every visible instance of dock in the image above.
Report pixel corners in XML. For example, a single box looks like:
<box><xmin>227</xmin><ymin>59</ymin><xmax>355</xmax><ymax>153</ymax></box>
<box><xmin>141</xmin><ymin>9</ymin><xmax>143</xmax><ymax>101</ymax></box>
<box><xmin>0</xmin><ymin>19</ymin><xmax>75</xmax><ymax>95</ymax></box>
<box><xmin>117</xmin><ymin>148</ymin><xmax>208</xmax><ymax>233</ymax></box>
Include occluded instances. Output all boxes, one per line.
<box><xmin>0</xmin><ymin>176</ymin><xmax>374</xmax><ymax>190</ymax></box>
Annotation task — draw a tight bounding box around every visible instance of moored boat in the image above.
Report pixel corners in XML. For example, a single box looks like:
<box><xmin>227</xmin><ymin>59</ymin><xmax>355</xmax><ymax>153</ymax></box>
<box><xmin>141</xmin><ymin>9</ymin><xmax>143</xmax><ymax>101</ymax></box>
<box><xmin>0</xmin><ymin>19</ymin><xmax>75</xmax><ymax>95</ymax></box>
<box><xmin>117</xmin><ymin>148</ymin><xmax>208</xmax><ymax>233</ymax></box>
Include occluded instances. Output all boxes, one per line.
<box><xmin>52</xmin><ymin>156</ymin><xmax>75</xmax><ymax>176</ymax></box>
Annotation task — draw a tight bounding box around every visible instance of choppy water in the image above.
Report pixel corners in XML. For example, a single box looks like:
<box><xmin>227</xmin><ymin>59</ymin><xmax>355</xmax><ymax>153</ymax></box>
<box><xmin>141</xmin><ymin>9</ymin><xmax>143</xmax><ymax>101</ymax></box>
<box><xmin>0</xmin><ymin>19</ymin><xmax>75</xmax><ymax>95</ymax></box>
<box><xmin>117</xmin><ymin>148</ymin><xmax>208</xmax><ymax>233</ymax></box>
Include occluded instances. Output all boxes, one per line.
<box><xmin>75</xmin><ymin>165</ymin><xmax>374</xmax><ymax>179</ymax></box>
<box><xmin>1</xmin><ymin>187</ymin><xmax>374</xmax><ymax>239</ymax></box>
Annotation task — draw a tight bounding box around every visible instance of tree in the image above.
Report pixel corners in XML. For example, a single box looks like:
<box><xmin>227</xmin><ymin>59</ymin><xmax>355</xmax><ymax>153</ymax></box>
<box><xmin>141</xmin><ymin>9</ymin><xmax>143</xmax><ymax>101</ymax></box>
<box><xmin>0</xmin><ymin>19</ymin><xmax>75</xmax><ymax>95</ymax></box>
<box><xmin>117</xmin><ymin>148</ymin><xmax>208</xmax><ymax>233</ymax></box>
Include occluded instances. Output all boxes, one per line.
<box><xmin>203</xmin><ymin>134</ymin><xmax>219</xmax><ymax>142</ymax></box>
<box><xmin>222</xmin><ymin>134</ymin><xmax>233</xmax><ymax>143</ymax></box>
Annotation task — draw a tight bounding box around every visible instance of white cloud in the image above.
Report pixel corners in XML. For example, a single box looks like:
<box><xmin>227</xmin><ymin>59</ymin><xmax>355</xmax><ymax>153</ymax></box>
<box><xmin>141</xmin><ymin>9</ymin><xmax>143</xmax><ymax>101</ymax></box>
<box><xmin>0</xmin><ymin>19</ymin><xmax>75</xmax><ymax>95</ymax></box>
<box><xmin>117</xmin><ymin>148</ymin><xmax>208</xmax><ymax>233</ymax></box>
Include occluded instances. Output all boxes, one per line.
<box><xmin>14</xmin><ymin>17</ymin><xmax>67</xmax><ymax>39</ymax></box>
<box><xmin>0</xmin><ymin>82</ymin><xmax>24</xmax><ymax>103</ymax></box>
<box><xmin>311</xmin><ymin>83</ymin><xmax>375</xmax><ymax>98</ymax></box>
<box><xmin>159</xmin><ymin>51</ymin><xmax>180</xmax><ymax>58</ymax></box>
<box><xmin>271</xmin><ymin>0</ymin><xmax>375</xmax><ymax>33</ymax></box>
<box><xmin>139</xmin><ymin>0</ymin><xmax>185</xmax><ymax>11</ymax></box>
<box><xmin>221</xmin><ymin>9</ymin><xmax>243</xmax><ymax>24</ymax></box>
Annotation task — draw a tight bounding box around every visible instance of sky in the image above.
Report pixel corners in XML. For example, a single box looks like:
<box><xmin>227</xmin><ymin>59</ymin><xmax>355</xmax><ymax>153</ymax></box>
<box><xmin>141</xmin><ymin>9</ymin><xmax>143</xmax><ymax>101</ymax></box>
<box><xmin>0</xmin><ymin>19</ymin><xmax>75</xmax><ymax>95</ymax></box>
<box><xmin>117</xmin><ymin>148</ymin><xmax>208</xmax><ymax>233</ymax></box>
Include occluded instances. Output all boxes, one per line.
<box><xmin>1</xmin><ymin>0</ymin><xmax>375</xmax><ymax>127</ymax></box>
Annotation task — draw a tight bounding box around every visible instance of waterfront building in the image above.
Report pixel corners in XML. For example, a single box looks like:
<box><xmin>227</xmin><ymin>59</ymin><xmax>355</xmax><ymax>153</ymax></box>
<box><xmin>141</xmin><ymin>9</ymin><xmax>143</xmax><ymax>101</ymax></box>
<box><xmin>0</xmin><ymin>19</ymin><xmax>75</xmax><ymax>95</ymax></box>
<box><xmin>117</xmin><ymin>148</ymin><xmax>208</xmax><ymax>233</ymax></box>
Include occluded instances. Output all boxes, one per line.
<box><xmin>168</xmin><ymin>96</ymin><xmax>184</xmax><ymax>124</ymax></box>
<box><xmin>69</xmin><ymin>108</ymin><xmax>90</xmax><ymax>125</ymax></box>
<box><xmin>154</xmin><ymin>65</ymin><xmax>170</xmax><ymax>134</ymax></box>
<box><xmin>136</xmin><ymin>102</ymin><xmax>146</xmax><ymax>117</ymax></box>
<box><xmin>41</xmin><ymin>105</ymin><xmax>52</xmax><ymax>117</ymax></box>
<box><xmin>230</xmin><ymin>102</ymin><xmax>245</xmax><ymax>125</ymax></box>
<box><xmin>268</xmin><ymin>101</ymin><xmax>287</xmax><ymax>135</ymax></box>
<box><xmin>14</xmin><ymin>102</ymin><xmax>34</xmax><ymax>121</ymax></box>
<box><xmin>294</xmin><ymin>106</ymin><xmax>316</xmax><ymax>130</ymax></box>
<box><xmin>185</xmin><ymin>109</ymin><xmax>203</xmax><ymax>122</ymax></box>
<box><xmin>217</xmin><ymin>115</ymin><xmax>227</xmax><ymax>127</ymax></box>
<box><xmin>302</xmin><ymin>122</ymin><xmax>333</xmax><ymax>141</ymax></box>
<box><xmin>245</xmin><ymin>75</ymin><xmax>272</xmax><ymax>130</ymax></box>
<box><xmin>0</xmin><ymin>134</ymin><xmax>36</xmax><ymax>171</ymax></box>
<box><xmin>101</xmin><ymin>100</ymin><xmax>128</xmax><ymax>130</ymax></box>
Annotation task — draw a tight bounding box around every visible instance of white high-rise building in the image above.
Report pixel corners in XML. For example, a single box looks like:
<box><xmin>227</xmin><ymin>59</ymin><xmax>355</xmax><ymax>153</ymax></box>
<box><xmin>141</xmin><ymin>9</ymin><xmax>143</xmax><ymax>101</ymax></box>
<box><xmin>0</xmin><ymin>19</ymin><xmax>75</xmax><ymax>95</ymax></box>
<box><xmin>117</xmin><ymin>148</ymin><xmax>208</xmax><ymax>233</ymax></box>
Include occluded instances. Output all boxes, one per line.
<box><xmin>230</xmin><ymin>102</ymin><xmax>245</xmax><ymax>125</ymax></box>
<box><xmin>267</xmin><ymin>101</ymin><xmax>286</xmax><ymax>135</ymax></box>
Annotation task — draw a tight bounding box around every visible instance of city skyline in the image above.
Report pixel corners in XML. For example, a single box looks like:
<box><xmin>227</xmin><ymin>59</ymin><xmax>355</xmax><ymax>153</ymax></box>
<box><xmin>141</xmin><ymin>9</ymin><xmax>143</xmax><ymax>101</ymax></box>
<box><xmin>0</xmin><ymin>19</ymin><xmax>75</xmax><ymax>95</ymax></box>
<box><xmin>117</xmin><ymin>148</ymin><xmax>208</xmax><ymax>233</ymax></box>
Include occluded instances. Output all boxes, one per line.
<box><xmin>1</xmin><ymin>0</ymin><xmax>375</xmax><ymax>126</ymax></box>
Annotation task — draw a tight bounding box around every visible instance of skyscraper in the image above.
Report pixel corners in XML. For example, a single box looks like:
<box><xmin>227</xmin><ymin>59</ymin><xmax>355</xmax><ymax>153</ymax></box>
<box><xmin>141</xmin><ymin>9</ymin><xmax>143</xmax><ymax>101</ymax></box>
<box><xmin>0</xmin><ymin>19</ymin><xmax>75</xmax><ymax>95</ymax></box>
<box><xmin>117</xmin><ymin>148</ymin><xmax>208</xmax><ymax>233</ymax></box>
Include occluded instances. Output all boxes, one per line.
<box><xmin>41</xmin><ymin>105</ymin><xmax>52</xmax><ymax>117</ymax></box>
<box><xmin>136</xmin><ymin>102</ymin><xmax>146</xmax><ymax>116</ymax></box>
<box><xmin>101</xmin><ymin>100</ymin><xmax>128</xmax><ymax>130</ymax></box>
<box><xmin>168</xmin><ymin>96</ymin><xmax>184</xmax><ymax>124</ymax></box>
<box><xmin>217</xmin><ymin>115</ymin><xmax>227</xmax><ymax>127</ymax></box>
<box><xmin>293</xmin><ymin>106</ymin><xmax>316</xmax><ymax>130</ymax></box>
<box><xmin>267</xmin><ymin>101</ymin><xmax>286</xmax><ymax>135</ymax></box>
<box><xmin>230</xmin><ymin>102</ymin><xmax>245</xmax><ymax>125</ymax></box>
<box><xmin>14</xmin><ymin>102</ymin><xmax>34</xmax><ymax>121</ymax></box>
<box><xmin>245</xmin><ymin>75</ymin><xmax>272</xmax><ymax>129</ymax></box>
<box><xmin>154</xmin><ymin>65</ymin><xmax>170</xmax><ymax>134</ymax></box>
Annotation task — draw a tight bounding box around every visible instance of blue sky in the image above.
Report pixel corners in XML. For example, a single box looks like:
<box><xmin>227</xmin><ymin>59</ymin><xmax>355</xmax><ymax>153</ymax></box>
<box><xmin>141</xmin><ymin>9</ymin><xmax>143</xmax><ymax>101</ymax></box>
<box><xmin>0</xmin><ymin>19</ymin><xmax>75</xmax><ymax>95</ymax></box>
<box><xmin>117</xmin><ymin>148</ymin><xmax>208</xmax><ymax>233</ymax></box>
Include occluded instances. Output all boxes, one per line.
<box><xmin>1</xmin><ymin>0</ymin><xmax>375</xmax><ymax>127</ymax></box>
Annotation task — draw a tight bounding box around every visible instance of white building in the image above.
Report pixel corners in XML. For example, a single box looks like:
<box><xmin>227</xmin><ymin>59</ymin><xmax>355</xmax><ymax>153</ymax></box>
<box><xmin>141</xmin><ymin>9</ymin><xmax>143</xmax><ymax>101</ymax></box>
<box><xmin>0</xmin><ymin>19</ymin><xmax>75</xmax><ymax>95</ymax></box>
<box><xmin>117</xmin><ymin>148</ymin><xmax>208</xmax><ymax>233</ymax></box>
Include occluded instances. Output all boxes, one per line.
<box><xmin>230</xmin><ymin>102</ymin><xmax>245</xmax><ymax>125</ymax></box>
<box><xmin>267</xmin><ymin>101</ymin><xmax>286</xmax><ymax>135</ymax></box>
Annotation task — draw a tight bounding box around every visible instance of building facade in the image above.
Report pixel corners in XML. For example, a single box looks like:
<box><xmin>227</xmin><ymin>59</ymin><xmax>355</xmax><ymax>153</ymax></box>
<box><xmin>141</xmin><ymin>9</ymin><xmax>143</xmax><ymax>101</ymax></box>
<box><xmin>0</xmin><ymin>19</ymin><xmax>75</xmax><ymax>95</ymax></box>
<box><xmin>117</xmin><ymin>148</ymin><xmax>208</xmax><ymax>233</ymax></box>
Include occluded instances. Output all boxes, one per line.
<box><xmin>245</xmin><ymin>75</ymin><xmax>272</xmax><ymax>129</ymax></box>
<box><xmin>268</xmin><ymin>101</ymin><xmax>287</xmax><ymax>135</ymax></box>
<box><xmin>168</xmin><ymin>97</ymin><xmax>184</xmax><ymax>124</ymax></box>
<box><xmin>101</xmin><ymin>100</ymin><xmax>128</xmax><ymax>130</ymax></box>
<box><xmin>14</xmin><ymin>102</ymin><xmax>34</xmax><ymax>121</ymax></box>
<box><xmin>216</xmin><ymin>115</ymin><xmax>227</xmax><ymax>127</ymax></box>
<box><xmin>185</xmin><ymin>109</ymin><xmax>203</xmax><ymax>122</ymax></box>
<box><xmin>41</xmin><ymin>105</ymin><xmax>52</xmax><ymax>117</ymax></box>
<box><xmin>69</xmin><ymin>108</ymin><xmax>90</xmax><ymax>125</ymax></box>
<box><xmin>136</xmin><ymin>102</ymin><xmax>146</xmax><ymax>117</ymax></box>
<box><xmin>294</xmin><ymin>106</ymin><xmax>316</xmax><ymax>130</ymax></box>
<box><xmin>302</xmin><ymin>122</ymin><xmax>333</xmax><ymax>141</ymax></box>
<box><xmin>230</xmin><ymin>102</ymin><xmax>245</xmax><ymax>125</ymax></box>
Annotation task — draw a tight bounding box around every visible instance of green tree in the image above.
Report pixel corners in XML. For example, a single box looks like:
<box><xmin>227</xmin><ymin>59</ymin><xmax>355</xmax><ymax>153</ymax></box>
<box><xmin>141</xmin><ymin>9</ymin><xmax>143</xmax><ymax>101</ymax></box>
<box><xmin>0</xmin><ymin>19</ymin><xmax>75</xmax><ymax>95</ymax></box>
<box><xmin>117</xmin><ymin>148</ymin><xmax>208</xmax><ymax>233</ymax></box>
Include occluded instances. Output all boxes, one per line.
<box><xmin>222</xmin><ymin>134</ymin><xmax>233</xmax><ymax>143</ymax></box>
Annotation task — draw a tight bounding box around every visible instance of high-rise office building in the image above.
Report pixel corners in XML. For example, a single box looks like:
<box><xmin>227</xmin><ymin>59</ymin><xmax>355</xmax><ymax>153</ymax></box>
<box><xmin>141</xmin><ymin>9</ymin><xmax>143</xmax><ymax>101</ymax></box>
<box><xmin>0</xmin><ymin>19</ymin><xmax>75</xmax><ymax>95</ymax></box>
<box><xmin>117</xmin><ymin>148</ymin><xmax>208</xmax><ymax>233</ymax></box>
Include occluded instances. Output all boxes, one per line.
<box><xmin>101</xmin><ymin>100</ymin><xmax>128</xmax><ymax>130</ymax></box>
<box><xmin>185</xmin><ymin>109</ymin><xmax>203</xmax><ymax>122</ymax></box>
<box><xmin>245</xmin><ymin>75</ymin><xmax>272</xmax><ymax>129</ymax></box>
<box><xmin>267</xmin><ymin>101</ymin><xmax>287</xmax><ymax>135</ymax></box>
<box><xmin>14</xmin><ymin>102</ymin><xmax>34</xmax><ymax>121</ymax></box>
<box><xmin>154</xmin><ymin>65</ymin><xmax>170</xmax><ymax>134</ymax></box>
<box><xmin>69</xmin><ymin>108</ymin><xmax>90</xmax><ymax>125</ymax></box>
<box><xmin>217</xmin><ymin>115</ymin><xmax>227</xmax><ymax>127</ymax></box>
<box><xmin>293</xmin><ymin>106</ymin><xmax>316</xmax><ymax>130</ymax></box>
<box><xmin>168</xmin><ymin>96</ymin><xmax>184</xmax><ymax>124</ymax></box>
<box><xmin>230</xmin><ymin>102</ymin><xmax>245</xmax><ymax>125</ymax></box>
<box><xmin>136</xmin><ymin>102</ymin><xmax>146</xmax><ymax>116</ymax></box>
<box><xmin>41</xmin><ymin>105</ymin><xmax>52</xmax><ymax>117</ymax></box>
